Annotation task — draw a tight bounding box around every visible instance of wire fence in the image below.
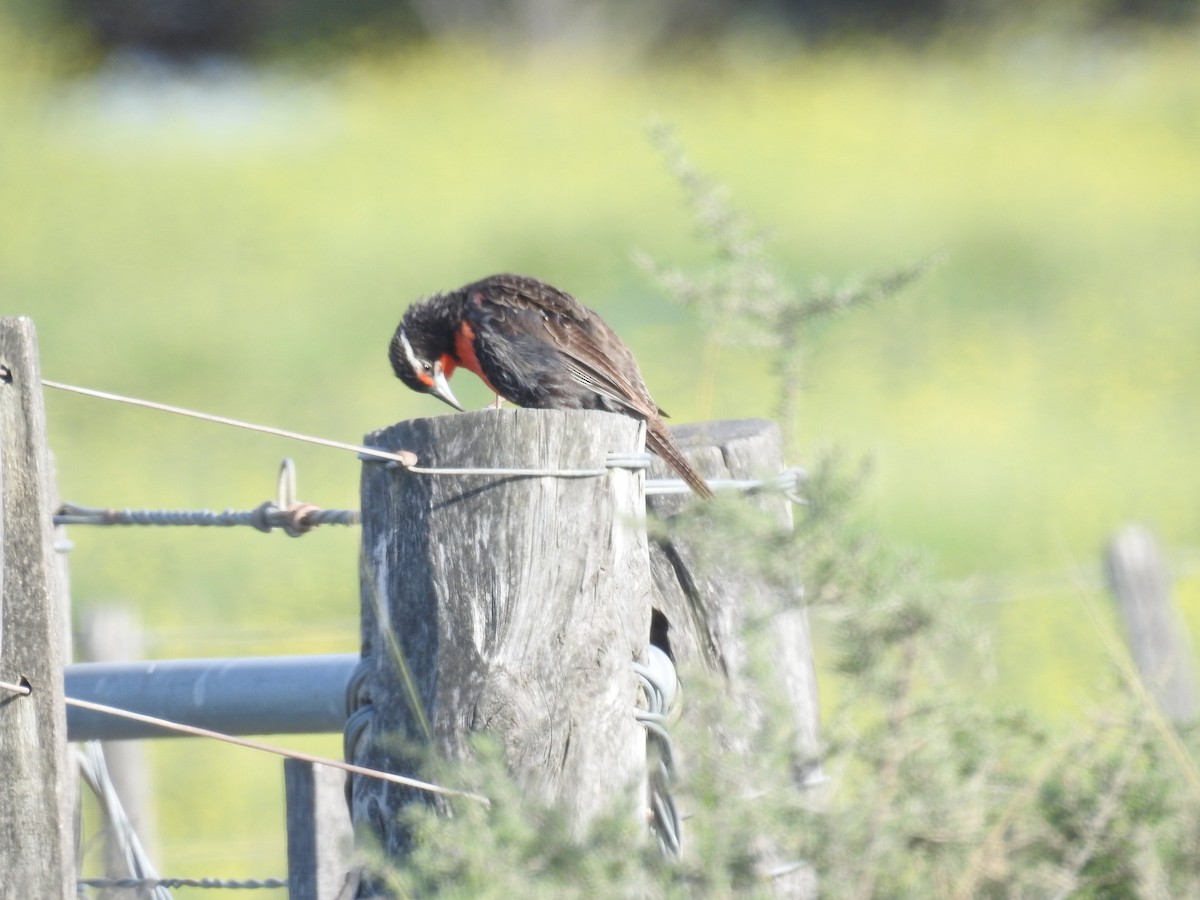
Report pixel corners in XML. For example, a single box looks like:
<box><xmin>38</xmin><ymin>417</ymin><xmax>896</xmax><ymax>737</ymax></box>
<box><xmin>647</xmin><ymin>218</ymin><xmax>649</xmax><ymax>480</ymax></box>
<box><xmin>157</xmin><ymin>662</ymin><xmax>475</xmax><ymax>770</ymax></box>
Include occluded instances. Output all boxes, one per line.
<box><xmin>77</xmin><ymin>741</ymin><xmax>173</xmax><ymax>900</ymax></box>
<box><xmin>44</xmin><ymin>378</ymin><xmax>1200</xmax><ymax>609</ymax></box>
<box><xmin>43</xmin><ymin>379</ymin><xmax>804</xmax><ymax>510</ymax></box>
<box><xmin>34</xmin><ymin>377</ymin><xmax>729</xmax><ymax>892</ymax></box>
<box><xmin>8</xmin><ymin>641</ymin><xmax>687</xmax><ymax>895</ymax></box>
<box><xmin>0</xmin><ymin>674</ymin><xmax>477</xmax><ymax>895</ymax></box>
<box><xmin>64</xmin><ymin>691</ymin><xmax>488</xmax><ymax>804</ymax></box>
<box><xmin>34</xmin><ymin>374</ymin><xmax>1200</xmax><ymax>894</ymax></box>
<box><xmin>77</xmin><ymin>876</ymin><xmax>287</xmax><ymax>892</ymax></box>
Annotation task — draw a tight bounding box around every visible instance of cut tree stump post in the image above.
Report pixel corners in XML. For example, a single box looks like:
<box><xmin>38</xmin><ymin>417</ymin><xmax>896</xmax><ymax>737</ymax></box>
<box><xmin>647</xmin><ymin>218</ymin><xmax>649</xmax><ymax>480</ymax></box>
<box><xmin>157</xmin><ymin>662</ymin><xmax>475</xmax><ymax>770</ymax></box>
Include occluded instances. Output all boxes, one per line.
<box><xmin>0</xmin><ymin>317</ymin><xmax>74</xmax><ymax>900</ymax></box>
<box><xmin>1105</xmin><ymin>524</ymin><xmax>1198</xmax><ymax>725</ymax></box>
<box><xmin>351</xmin><ymin>409</ymin><xmax>654</xmax><ymax>866</ymax></box>
<box><xmin>349</xmin><ymin>410</ymin><xmax>820</xmax><ymax>896</ymax></box>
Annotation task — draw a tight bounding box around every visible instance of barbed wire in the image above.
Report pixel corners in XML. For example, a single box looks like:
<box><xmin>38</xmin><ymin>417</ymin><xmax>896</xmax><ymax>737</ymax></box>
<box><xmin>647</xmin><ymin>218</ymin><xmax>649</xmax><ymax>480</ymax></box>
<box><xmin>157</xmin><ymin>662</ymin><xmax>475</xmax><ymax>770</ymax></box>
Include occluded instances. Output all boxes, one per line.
<box><xmin>53</xmin><ymin>458</ymin><xmax>356</xmax><ymax>535</ymax></box>
<box><xmin>77</xmin><ymin>877</ymin><xmax>285</xmax><ymax>891</ymax></box>
<box><xmin>44</xmin><ymin>379</ymin><xmax>1199</xmax><ymax>601</ymax></box>
<box><xmin>54</xmin><ymin>471</ymin><xmax>801</xmax><ymax>531</ymax></box>
<box><xmin>55</xmin><ymin>501</ymin><xmax>360</xmax><ymax>532</ymax></box>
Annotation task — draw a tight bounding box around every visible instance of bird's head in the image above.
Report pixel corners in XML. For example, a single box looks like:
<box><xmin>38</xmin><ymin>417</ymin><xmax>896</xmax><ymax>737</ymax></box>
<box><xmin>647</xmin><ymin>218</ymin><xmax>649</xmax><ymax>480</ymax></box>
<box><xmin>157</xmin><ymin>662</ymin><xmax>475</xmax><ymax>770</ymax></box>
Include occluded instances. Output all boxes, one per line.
<box><xmin>389</xmin><ymin>297</ymin><xmax>465</xmax><ymax>411</ymax></box>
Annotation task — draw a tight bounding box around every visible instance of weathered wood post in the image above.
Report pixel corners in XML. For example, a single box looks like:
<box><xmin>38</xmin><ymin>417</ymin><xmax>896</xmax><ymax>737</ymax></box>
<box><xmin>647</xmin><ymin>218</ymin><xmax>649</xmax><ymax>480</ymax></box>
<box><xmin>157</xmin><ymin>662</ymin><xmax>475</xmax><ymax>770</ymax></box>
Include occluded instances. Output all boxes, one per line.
<box><xmin>285</xmin><ymin>759</ymin><xmax>354</xmax><ymax>900</ymax></box>
<box><xmin>0</xmin><ymin>317</ymin><xmax>74</xmax><ymax>900</ymax></box>
<box><xmin>1105</xmin><ymin>523</ymin><xmax>1198</xmax><ymax>724</ymax></box>
<box><xmin>647</xmin><ymin>419</ymin><xmax>820</xmax><ymax>777</ymax></box>
<box><xmin>350</xmin><ymin>409</ymin><xmax>654</xmax><ymax>867</ymax></box>
<box><xmin>647</xmin><ymin>419</ymin><xmax>819</xmax><ymax>898</ymax></box>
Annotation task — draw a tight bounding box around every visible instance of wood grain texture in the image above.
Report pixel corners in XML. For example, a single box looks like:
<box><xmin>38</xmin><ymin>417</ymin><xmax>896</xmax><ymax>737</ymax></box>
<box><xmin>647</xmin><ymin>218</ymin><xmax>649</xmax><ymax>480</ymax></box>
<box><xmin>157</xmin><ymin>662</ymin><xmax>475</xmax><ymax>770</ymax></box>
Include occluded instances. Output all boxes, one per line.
<box><xmin>352</xmin><ymin>408</ymin><xmax>653</xmax><ymax>860</ymax></box>
<box><xmin>285</xmin><ymin>759</ymin><xmax>354</xmax><ymax>900</ymax></box>
<box><xmin>0</xmin><ymin>317</ymin><xmax>73</xmax><ymax>900</ymax></box>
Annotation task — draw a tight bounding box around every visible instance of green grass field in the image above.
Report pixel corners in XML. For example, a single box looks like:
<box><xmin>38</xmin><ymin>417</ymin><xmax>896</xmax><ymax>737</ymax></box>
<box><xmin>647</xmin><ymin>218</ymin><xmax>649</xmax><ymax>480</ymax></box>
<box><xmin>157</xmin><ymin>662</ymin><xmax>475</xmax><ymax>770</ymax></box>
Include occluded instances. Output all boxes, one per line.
<box><xmin>5</xmin><ymin>22</ymin><xmax>1199</xmax><ymax>885</ymax></box>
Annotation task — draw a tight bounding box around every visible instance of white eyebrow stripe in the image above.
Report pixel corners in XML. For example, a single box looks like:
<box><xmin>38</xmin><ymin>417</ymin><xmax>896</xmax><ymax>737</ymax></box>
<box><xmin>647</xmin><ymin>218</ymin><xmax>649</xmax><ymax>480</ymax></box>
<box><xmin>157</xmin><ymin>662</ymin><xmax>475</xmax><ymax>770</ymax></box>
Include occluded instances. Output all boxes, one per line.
<box><xmin>398</xmin><ymin>329</ymin><xmax>423</xmax><ymax>371</ymax></box>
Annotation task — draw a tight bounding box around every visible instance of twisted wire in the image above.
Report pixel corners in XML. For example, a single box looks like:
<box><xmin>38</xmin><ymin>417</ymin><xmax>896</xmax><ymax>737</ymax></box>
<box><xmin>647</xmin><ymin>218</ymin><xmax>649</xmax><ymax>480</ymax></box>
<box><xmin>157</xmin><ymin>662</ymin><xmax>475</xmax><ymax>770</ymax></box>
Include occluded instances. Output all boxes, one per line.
<box><xmin>54</xmin><ymin>501</ymin><xmax>359</xmax><ymax>532</ymax></box>
<box><xmin>78</xmin><ymin>876</ymin><xmax>285</xmax><ymax>890</ymax></box>
<box><xmin>634</xmin><ymin>647</ymin><xmax>683</xmax><ymax>858</ymax></box>
<box><xmin>77</xmin><ymin>742</ymin><xmax>172</xmax><ymax>900</ymax></box>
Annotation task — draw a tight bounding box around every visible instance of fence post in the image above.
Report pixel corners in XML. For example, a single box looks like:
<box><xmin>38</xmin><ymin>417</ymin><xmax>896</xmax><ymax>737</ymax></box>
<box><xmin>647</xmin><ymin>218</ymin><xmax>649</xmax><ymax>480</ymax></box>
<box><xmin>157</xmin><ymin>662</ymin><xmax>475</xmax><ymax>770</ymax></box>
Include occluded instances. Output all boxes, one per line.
<box><xmin>0</xmin><ymin>317</ymin><xmax>74</xmax><ymax>900</ymax></box>
<box><xmin>1105</xmin><ymin>523</ymin><xmax>1198</xmax><ymax>724</ymax></box>
<box><xmin>647</xmin><ymin>418</ymin><xmax>819</xmax><ymax>898</ymax></box>
<box><xmin>647</xmin><ymin>419</ymin><xmax>820</xmax><ymax>775</ymax></box>
<box><xmin>285</xmin><ymin>759</ymin><xmax>354</xmax><ymax>900</ymax></box>
<box><xmin>350</xmin><ymin>409</ymin><xmax>653</xmax><ymax>867</ymax></box>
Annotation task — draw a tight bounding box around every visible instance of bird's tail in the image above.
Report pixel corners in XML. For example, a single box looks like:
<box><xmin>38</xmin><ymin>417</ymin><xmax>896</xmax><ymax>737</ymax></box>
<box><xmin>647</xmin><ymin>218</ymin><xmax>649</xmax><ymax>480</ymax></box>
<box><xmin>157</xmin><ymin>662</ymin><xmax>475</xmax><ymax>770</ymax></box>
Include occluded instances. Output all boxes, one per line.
<box><xmin>646</xmin><ymin>421</ymin><xmax>714</xmax><ymax>499</ymax></box>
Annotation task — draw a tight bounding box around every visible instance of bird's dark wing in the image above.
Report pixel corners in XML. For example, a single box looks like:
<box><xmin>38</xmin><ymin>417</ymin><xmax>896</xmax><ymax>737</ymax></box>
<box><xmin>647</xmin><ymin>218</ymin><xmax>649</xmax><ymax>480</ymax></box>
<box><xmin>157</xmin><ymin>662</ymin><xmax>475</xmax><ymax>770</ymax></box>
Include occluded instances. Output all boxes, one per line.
<box><xmin>462</xmin><ymin>274</ymin><xmax>666</xmax><ymax>419</ymax></box>
<box><xmin>456</xmin><ymin>273</ymin><xmax>712</xmax><ymax>498</ymax></box>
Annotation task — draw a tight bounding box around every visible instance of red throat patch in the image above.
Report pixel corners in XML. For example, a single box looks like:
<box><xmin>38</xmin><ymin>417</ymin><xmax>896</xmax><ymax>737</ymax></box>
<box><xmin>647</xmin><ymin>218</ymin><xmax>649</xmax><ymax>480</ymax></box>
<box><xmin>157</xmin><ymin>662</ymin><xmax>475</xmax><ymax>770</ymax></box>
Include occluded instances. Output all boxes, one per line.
<box><xmin>453</xmin><ymin>321</ymin><xmax>502</xmax><ymax>396</ymax></box>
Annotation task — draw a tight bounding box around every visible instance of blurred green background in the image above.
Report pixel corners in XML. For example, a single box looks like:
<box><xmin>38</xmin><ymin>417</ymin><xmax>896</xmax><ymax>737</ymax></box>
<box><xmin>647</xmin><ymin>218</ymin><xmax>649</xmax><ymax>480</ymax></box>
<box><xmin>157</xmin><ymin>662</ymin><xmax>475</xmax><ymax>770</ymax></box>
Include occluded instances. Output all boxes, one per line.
<box><xmin>3</xmin><ymin>0</ymin><xmax>1199</xmax><ymax>887</ymax></box>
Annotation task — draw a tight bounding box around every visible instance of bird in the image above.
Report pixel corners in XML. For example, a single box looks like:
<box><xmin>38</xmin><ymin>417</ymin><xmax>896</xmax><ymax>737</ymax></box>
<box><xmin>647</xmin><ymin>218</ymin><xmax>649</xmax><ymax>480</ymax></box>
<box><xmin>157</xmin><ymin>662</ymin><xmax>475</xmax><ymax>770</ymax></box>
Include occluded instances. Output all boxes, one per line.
<box><xmin>389</xmin><ymin>273</ymin><xmax>713</xmax><ymax>499</ymax></box>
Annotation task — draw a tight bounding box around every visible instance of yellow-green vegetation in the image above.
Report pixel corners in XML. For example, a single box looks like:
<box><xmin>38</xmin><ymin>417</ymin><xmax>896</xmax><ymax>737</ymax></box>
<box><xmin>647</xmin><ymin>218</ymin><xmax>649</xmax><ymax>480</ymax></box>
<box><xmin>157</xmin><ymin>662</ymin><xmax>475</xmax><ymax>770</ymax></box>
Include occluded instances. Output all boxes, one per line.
<box><xmin>4</xmin><ymin>17</ymin><xmax>1199</xmax><ymax>886</ymax></box>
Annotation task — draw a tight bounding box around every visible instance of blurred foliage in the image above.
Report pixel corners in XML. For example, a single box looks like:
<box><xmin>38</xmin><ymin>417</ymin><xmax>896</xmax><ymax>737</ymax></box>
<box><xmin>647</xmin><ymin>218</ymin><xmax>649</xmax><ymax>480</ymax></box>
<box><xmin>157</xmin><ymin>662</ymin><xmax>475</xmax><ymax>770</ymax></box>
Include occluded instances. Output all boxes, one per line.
<box><xmin>4</xmin><ymin>5</ymin><xmax>1198</xmax><ymax>890</ymax></box>
<box><xmin>368</xmin><ymin>462</ymin><xmax>1200</xmax><ymax>898</ymax></box>
<box><xmin>7</xmin><ymin>0</ymin><xmax>1200</xmax><ymax>57</ymax></box>
<box><xmin>638</xmin><ymin>122</ymin><xmax>937</xmax><ymax>455</ymax></box>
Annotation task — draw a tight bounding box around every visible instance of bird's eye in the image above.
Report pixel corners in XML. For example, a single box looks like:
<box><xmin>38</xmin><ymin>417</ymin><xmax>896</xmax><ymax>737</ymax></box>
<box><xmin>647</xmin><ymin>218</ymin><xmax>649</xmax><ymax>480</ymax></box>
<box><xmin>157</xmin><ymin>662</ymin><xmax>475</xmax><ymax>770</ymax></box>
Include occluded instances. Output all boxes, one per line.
<box><xmin>422</xmin><ymin>362</ymin><xmax>433</xmax><ymax>373</ymax></box>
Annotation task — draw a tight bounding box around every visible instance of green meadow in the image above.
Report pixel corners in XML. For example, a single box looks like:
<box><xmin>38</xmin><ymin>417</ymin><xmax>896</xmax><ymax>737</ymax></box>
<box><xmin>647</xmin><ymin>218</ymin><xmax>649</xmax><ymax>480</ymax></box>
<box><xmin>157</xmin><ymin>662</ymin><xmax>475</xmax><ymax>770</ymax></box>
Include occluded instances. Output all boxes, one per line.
<box><xmin>4</xmin><ymin>22</ymin><xmax>1199</xmax><ymax>883</ymax></box>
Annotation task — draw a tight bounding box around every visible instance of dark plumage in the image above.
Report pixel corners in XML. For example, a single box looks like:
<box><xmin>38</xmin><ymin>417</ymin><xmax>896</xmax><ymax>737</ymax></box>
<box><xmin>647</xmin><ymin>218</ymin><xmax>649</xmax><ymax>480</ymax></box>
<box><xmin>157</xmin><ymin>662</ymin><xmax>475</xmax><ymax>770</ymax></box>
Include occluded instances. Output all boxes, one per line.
<box><xmin>390</xmin><ymin>273</ymin><xmax>713</xmax><ymax>498</ymax></box>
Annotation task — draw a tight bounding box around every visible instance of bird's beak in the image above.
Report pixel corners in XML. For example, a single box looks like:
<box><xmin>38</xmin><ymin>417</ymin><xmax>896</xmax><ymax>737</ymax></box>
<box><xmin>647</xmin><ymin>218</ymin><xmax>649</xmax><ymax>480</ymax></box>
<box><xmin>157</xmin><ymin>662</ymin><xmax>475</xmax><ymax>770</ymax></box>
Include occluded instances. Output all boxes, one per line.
<box><xmin>428</xmin><ymin>367</ymin><xmax>465</xmax><ymax>411</ymax></box>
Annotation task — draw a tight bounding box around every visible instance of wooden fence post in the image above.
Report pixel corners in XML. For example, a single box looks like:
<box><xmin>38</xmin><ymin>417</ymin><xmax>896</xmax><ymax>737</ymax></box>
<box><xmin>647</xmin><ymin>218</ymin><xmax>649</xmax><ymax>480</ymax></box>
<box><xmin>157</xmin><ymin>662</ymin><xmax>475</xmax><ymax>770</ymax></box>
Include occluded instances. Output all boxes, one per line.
<box><xmin>285</xmin><ymin>759</ymin><xmax>354</xmax><ymax>900</ymax></box>
<box><xmin>350</xmin><ymin>409</ymin><xmax>653</xmax><ymax>867</ymax></box>
<box><xmin>647</xmin><ymin>419</ymin><xmax>819</xmax><ymax>898</ymax></box>
<box><xmin>0</xmin><ymin>317</ymin><xmax>74</xmax><ymax>900</ymax></box>
<box><xmin>647</xmin><ymin>419</ymin><xmax>821</xmax><ymax>777</ymax></box>
<box><xmin>1105</xmin><ymin>523</ymin><xmax>1198</xmax><ymax>724</ymax></box>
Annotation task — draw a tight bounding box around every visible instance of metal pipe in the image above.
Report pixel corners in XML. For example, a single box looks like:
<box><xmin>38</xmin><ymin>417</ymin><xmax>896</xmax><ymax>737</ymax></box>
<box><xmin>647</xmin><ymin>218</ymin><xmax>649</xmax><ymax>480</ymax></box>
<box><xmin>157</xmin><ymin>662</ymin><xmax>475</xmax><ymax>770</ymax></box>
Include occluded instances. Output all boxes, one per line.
<box><xmin>64</xmin><ymin>654</ymin><xmax>358</xmax><ymax>741</ymax></box>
